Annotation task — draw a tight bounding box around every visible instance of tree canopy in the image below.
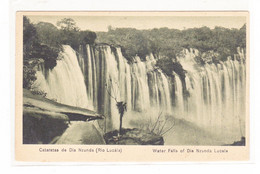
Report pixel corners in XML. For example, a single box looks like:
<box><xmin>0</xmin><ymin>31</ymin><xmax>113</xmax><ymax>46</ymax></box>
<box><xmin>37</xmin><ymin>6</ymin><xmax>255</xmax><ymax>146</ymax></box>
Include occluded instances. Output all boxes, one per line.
<box><xmin>96</xmin><ymin>25</ymin><xmax>246</xmax><ymax>63</ymax></box>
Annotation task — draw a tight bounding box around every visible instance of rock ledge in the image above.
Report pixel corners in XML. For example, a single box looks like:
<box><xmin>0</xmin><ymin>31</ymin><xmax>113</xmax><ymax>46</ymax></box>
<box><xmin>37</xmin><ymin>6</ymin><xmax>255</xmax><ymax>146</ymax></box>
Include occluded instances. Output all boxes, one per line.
<box><xmin>104</xmin><ymin>128</ymin><xmax>164</xmax><ymax>145</ymax></box>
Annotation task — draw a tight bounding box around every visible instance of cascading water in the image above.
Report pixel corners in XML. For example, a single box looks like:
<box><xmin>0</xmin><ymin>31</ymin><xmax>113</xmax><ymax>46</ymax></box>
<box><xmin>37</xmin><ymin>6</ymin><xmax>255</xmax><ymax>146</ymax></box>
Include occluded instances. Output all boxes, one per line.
<box><xmin>33</xmin><ymin>45</ymin><xmax>94</xmax><ymax>110</ymax></box>
<box><xmin>79</xmin><ymin>45</ymin><xmax>173</xmax><ymax>130</ymax></box>
<box><xmin>33</xmin><ymin>44</ymin><xmax>246</xmax><ymax>144</ymax></box>
<box><xmin>176</xmin><ymin>48</ymin><xmax>246</xmax><ymax>142</ymax></box>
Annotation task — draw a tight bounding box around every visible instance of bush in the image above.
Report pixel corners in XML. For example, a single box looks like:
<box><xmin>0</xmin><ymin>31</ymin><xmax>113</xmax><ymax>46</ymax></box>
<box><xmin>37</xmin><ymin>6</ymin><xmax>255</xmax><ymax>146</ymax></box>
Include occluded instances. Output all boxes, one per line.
<box><xmin>156</xmin><ymin>58</ymin><xmax>186</xmax><ymax>80</ymax></box>
<box><xmin>79</xmin><ymin>30</ymin><xmax>97</xmax><ymax>45</ymax></box>
<box><xmin>138</xmin><ymin>111</ymin><xmax>175</xmax><ymax>136</ymax></box>
<box><xmin>23</xmin><ymin>61</ymin><xmax>37</xmax><ymax>89</ymax></box>
<box><xmin>31</xmin><ymin>90</ymin><xmax>47</xmax><ymax>97</ymax></box>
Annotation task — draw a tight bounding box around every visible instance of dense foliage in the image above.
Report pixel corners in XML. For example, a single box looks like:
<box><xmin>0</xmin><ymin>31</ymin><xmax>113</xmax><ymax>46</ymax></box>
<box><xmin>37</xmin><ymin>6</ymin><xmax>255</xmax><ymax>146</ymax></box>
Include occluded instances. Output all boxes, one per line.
<box><xmin>97</xmin><ymin>25</ymin><xmax>246</xmax><ymax>63</ymax></box>
<box><xmin>23</xmin><ymin>17</ymin><xmax>97</xmax><ymax>89</ymax></box>
<box><xmin>23</xmin><ymin>17</ymin><xmax>61</xmax><ymax>69</ymax></box>
<box><xmin>97</xmin><ymin>28</ymin><xmax>152</xmax><ymax>61</ymax></box>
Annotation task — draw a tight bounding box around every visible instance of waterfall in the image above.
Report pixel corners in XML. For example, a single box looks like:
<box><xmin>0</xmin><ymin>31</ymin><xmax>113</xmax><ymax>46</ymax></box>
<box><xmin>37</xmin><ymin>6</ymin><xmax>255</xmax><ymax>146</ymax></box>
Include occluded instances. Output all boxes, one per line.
<box><xmin>33</xmin><ymin>45</ymin><xmax>94</xmax><ymax>110</ymax></box>
<box><xmin>32</xmin><ymin>44</ymin><xmax>246</xmax><ymax>144</ymax></box>
<box><xmin>174</xmin><ymin>73</ymin><xmax>184</xmax><ymax>117</ymax></box>
<box><xmin>131</xmin><ymin>56</ymin><xmax>151</xmax><ymax>112</ymax></box>
<box><xmin>176</xmin><ymin>49</ymin><xmax>246</xmax><ymax>142</ymax></box>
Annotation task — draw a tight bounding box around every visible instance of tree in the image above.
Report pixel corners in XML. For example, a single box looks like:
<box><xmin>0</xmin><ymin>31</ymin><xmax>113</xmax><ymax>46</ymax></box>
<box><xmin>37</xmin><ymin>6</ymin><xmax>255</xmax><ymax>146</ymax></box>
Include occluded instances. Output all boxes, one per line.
<box><xmin>107</xmin><ymin>25</ymin><xmax>113</xmax><ymax>31</ymax></box>
<box><xmin>116</xmin><ymin>102</ymin><xmax>127</xmax><ymax>135</ymax></box>
<box><xmin>23</xmin><ymin>16</ymin><xmax>38</xmax><ymax>60</ymax></box>
<box><xmin>237</xmin><ymin>24</ymin><xmax>246</xmax><ymax>49</ymax></box>
<box><xmin>57</xmin><ymin>18</ymin><xmax>80</xmax><ymax>50</ymax></box>
<box><xmin>79</xmin><ymin>30</ymin><xmax>97</xmax><ymax>45</ymax></box>
<box><xmin>35</xmin><ymin>22</ymin><xmax>62</xmax><ymax>49</ymax></box>
<box><xmin>56</xmin><ymin>18</ymin><xmax>97</xmax><ymax>50</ymax></box>
<box><xmin>105</xmin><ymin>78</ymin><xmax>127</xmax><ymax>135</ymax></box>
<box><xmin>23</xmin><ymin>16</ymin><xmax>38</xmax><ymax>89</ymax></box>
<box><xmin>57</xmin><ymin>18</ymin><xmax>79</xmax><ymax>31</ymax></box>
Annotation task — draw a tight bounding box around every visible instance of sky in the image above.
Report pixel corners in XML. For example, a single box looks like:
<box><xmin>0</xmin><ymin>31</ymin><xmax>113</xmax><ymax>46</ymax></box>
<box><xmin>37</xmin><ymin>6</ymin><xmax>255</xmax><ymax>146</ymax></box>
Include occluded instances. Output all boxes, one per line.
<box><xmin>27</xmin><ymin>15</ymin><xmax>247</xmax><ymax>32</ymax></box>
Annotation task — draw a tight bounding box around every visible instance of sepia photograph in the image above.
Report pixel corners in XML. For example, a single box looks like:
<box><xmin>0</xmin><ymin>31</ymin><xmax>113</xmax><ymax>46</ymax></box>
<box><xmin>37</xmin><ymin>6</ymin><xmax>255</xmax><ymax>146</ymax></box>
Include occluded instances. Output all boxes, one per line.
<box><xmin>15</xmin><ymin>11</ymin><xmax>249</xmax><ymax>161</ymax></box>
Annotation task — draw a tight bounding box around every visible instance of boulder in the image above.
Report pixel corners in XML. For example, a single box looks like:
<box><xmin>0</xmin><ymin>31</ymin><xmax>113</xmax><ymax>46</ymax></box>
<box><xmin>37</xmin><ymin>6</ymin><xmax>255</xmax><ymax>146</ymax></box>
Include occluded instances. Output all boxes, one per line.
<box><xmin>224</xmin><ymin>137</ymin><xmax>246</xmax><ymax>146</ymax></box>
<box><xmin>104</xmin><ymin>128</ymin><xmax>164</xmax><ymax>145</ymax></box>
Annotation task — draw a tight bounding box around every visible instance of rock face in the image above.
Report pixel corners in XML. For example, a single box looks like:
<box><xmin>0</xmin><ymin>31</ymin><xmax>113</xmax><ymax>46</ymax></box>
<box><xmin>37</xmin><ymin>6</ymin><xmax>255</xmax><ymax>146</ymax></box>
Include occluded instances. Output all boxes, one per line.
<box><xmin>104</xmin><ymin>128</ymin><xmax>164</xmax><ymax>145</ymax></box>
<box><xmin>23</xmin><ymin>89</ymin><xmax>104</xmax><ymax>144</ymax></box>
<box><xmin>23</xmin><ymin>111</ymin><xmax>69</xmax><ymax>144</ymax></box>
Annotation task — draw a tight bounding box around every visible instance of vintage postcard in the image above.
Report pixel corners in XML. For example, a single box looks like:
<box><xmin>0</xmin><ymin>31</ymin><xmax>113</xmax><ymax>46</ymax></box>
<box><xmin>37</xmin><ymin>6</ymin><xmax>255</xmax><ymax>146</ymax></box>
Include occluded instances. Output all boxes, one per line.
<box><xmin>15</xmin><ymin>11</ymin><xmax>249</xmax><ymax>162</ymax></box>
